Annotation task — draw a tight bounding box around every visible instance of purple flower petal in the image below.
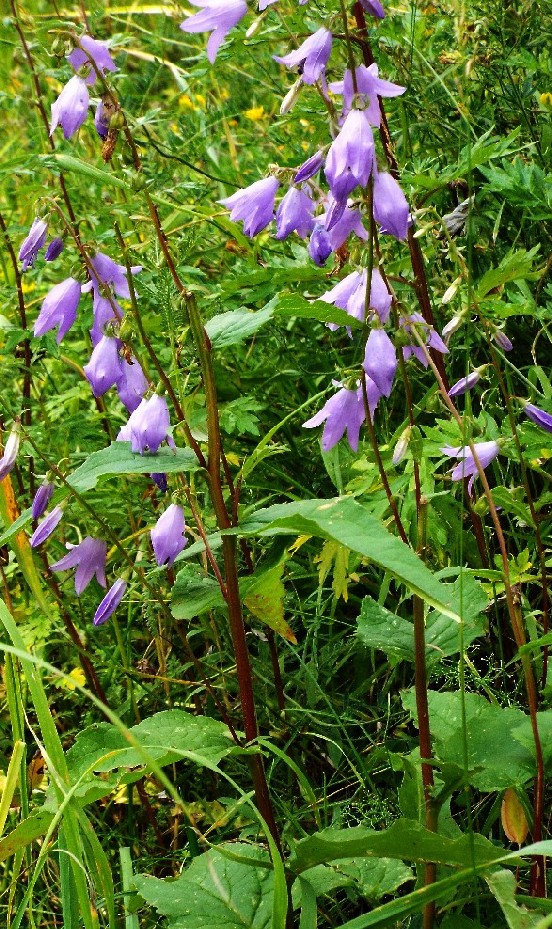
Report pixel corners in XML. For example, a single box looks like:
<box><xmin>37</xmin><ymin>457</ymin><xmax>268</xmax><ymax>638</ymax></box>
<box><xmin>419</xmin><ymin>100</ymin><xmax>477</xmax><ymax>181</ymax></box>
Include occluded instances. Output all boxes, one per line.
<box><xmin>34</xmin><ymin>278</ymin><xmax>81</xmax><ymax>343</ymax></box>
<box><xmin>67</xmin><ymin>35</ymin><xmax>117</xmax><ymax>85</ymax></box>
<box><xmin>151</xmin><ymin>504</ymin><xmax>187</xmax><ymax>567</ymax></box>
<box><xmin>19</xmin><ymin>219</ymin><xmax>48</xmax><ymax>271</ymax></box>
<box><xmin>523</xmin><ymin>403</ymin><xmax>552</xmax><ymax>433</ymax></box>
<box><xmin>274</xmin><ymin>28</ymin><xmax>332</xmax><ymax>85</ymax></box>
<box><xmin>32</xmin><ymin>481</ymin><xmax>55</xmax><ymax>520</ymax></box>
<box><xmin>219</xmin><ymin>177</ymin><xmax>279</xmax><ymax>237</ymax></box>
<box><xmin>363</xmin><ymin>328</ymin><xmax>397</xmax><ymax>397</ymax></box>
<box><xmin>50</xmin><ymin>76</ymin><xmax>90</xmax><ymax>140</ymax></box>
<box><xmin>30</xmin><ymin>505</ymin><xmax>64</xmax><ymax>548</ymax></box>
<box><xmin>51</xmin><ymin>536</ymin><xmax>107</xmax><ymax>594</ymax></box>
<box><xmin>83</xmin><ymin>336</ymin><xmax>124</xmax><ymax>397</ymax></box>
<box><xmin>180</xmin><ymin>0</ymin><xmax>248</xmax><ymax>63</ymax></box>
<box><xmin>325</xmin><ymin>110</ymin><xmax>375</xmax><ymax>201</ymax></box>
<box><xmin>93</xmin><ymin>578</ymin><xmax>127</xmax><ymax>626</ymax></box>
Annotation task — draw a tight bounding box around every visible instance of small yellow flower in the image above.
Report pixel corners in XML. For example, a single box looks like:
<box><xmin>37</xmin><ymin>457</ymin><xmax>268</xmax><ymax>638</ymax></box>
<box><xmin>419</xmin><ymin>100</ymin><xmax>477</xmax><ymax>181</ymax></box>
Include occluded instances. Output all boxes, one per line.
<box><xmin>244</xmin><ymin>105</ymin><xmax>265</xmax><ymax>121</ymax></box>
<box><xmin>178</xmin><ymin>93</ymin><xmax>196</xmax><ymax>110</ymax></box>
<box><xmin>539</xmin><ymin>92</ymin><xmax>552</xmax><ymax>109</ymax></box>
<box><xmin>63</xmin><ymin>667</ymin><xmax>86</xmax><ymax>691</ymax></box>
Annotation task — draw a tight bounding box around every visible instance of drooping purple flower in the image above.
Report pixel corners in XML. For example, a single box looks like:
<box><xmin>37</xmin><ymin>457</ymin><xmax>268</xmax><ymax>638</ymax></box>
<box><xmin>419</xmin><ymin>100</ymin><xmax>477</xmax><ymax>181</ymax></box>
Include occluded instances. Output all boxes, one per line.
<box><xmin>32</xmin><ymin>480</ymin><xmax>55</xmax><ymax>520</ymax></box>
<box><xmin>441</xmin><ymin>440</ymin><xmax>500</xmax><ymax>494</ymax></box>
<box><xmin>325</xmin><ymin>109</ymin><xmax>375</xmax><ymax>201</ymax></box>
<box><xmin>448</xmin><ymin>369</ymin><xmax>482</xmax><ymax>398</ymax></box>
<box><xmin>30</xmin><ymin>505</ymin><xmax>64</xmax><ymax>548</ymax></box>
<box><xmin>87</xmin><ymin>252</ymin><xmax>142</xmax><ymax>300</ymax></box>
<box><xmin>34</xmin><ymin>278</ymin><xmax>81</xmax><ymax>343</ymax></box>
<box><xmin>19</xmin><ymin>219</ymin><xmax>48</xmax><ymax>271</ymax></box>
<box><xmin>0</xmin><ymin>424</ymin><xmax>20</xmax><ymax>482</ymax></box>
<box><xmin>151</xmin><ymin>473</ymin><xmax>168</xmax><ymax>493</ymax></box>
<box><xmin>83</xmin><ymin>336</ymin><xmax>123</xmax><ymax>397</ymax></box>
<box><xmin>117</xmin><ymin>394</ymin><xmax>174</xmax><ymax>455</ymax></box>
<box><xmin>50</xmin><ymin>75</ymin><xmax>90</xmax><ymax>139</ymax></box>
<box><xmin>51</xmin><ymin>536</ymin><xmax>107</xmax><ymax>594</ymax></box>
<box><xmin>67</xmin><ymin>36</ymin><xmax>117</xmax><ymax>85</ymax></box>
<box><xmin>275</xmin><ymin>187</ymin><xmax>315</xmax><ymax>239</ymax></box>
<box><xmin>324</xmin><ymin>198</ymin><xmax>367</xmax><ymax>252</ymax></box>
<box><xmin>274</xmin><ymin>28</ymin><xmax>332</xmax><ymax>85</ymax></box>
<box><xmin>373</xmin><ymin>170</ymin><xmax>410</xmax><ymax>240</ymax></box>
<box><xmin>219</xmin><ymin>177</ymin><xmax>279</xmax><ymax>237</ymax></box>
<box><xmin>180</xmin><ymin>0</ymin><xmax>248</xmax><ymax>64</ymax></box>
<box><xmin>321</xmin><ymin>268</ymin><xmax>391</xmax><ymax>329</ymax></box>
<box><xmin>117</xmin><ymin>357</ymin><xmax>148</xmax><ymax>412</ymax></box>
<box><xmin>294</xmin><ymin>150</ymin><xmax>325</xmax><ymax>184</ymax></box>
<box><xmin>94</xmin><ymin>100</ymin><xmax>110</xmax><ymax>140</ymax></box>
<box><xmin>402</xmin><ymin>313</ymin><xmax>449</xmax><ymax>367</ymax></box>
<box><xmin>359</xmin><ymin>0</ymin><xmax>385</xmax><ymax>17</ymax></box>
<box><xmin>259</xmin><ymin>0</ymin><xmax>278</xmax><ymax>8</ymax></box>
<box><xmin>363</xmin><ymin>328</ymin><xmax>397</xmax><ymax>397</ymax></box>
<box><xmin>93</xmin><ymin>578</ymin><xmax>127</xmax><ymax>626</ymax></box>
<box><xmin>151</xmin><ymin>504</ymin><xmax>187</xmax><ymax>567</ymax></box>
<box><xmin>308</xmin><ymin>224</ymin><xmax>333</xmax><ymax>266</ymax></box>
<box><xmin>303</xmin><ymin>380</ymin><xmax>380</xmax><ymax>452</ymax></box>
<box><xmin>89</xmin><ymin>293</ymin><xmax>123</xmax><ymax>346</ymax></box>
<box><xmin>329</xmin><ymin>63</ymin><xmax>404</xmax><ymax>124</ymax></box>
<box><xmin>44</xmin><ymin>237</ymin><xmax>64</xmax><ymax>261</ymax></box>
<box><xmin>523</xmin><ymin>403</ymin><xmax>552</xmax><ymax>433</ymax></box>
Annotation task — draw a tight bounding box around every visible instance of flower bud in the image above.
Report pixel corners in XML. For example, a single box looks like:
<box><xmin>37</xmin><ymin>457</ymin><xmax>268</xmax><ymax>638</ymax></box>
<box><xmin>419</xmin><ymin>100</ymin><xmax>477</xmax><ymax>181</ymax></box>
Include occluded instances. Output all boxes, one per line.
<box><xmin>109</xmin><ymin>110</ymin><xmax>126</xmax><ymax>130</ymax></box>
<box><xmin>0</xmin><ymin>421</ymin><xmax>21</xmax><ymax>482</ymax></box>
<box><xmin>280</xmin><ymin>79</ymin><xmax>302</xmax><ymax>115</ymax></box>
<box><xmin>392</xmin><ymin>426</ymin><xmax>411</xmax><ymax>465</ymax></box>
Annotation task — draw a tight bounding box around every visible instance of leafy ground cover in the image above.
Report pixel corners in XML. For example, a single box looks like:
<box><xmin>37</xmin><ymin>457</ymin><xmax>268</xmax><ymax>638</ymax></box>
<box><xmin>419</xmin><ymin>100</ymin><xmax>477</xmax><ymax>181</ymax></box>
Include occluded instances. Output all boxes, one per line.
<box><xmin>0</xmin><ymin>0</ymin><xmax>551</xmax><ymax>926</ymax></box>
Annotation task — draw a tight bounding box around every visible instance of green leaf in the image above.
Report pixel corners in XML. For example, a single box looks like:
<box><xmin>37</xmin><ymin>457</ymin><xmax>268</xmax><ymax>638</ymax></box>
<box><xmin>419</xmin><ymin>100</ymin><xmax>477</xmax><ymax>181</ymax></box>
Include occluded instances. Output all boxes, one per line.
<box><xmin>134</xmin><ymin>844</ymin><xmax>274</xmax><ymax>929</ymax></box>
<box><xmin>402</xmin><ymin>691</ymin><xmax>534</xmax><ymax>790</ymax></box>
<box><xmin>68</xmin><ymin>443</ymin><xmax>201</xmax><ymax>492</ymax></box>
<box><xmin>476</xmin><ymin>247</ymin><xmax>540</xmax><ymax>299</ymax></box>
<box><xmin>486</xmin><ymin>870</ymin><xmax>546</xmax><ymax>929</ymax></box>
<box><xmin>291</xmin><ymin>818</ymin><xmax>501</xmax><ymax>872</ymax></box>
<box><xmin>0</xmin><ymin>810</ymin><xmax>54</xmax><ymax>863</ymax></box>
<box><xmin>294</xmin><ymin>859</ymin><xmax>413</xmax><ymax>905</ymax></box>
<box><xmin>39</xmin><ymin>153</ymin><xmax>132</xmax><ymax>191</ymax></box>
<box><xmin>205</xmin><ymin>307</ymin><xmax>274</xmax><ymax>348</ymax></box>
<box><xmin>272</xmin><ymin>295</ymin><xmax>363</xmax><ymax>330</ymax></box>
<box><xmin>0</xmin><ymin>443</ymin><xmax>201</xmax><ymax>546</ymax></box>
<box><xmin>244</xmin><ymin>560</ymin><xmax>296</xmax><ymax>643</ymax></box>
<box><xmin>171</xmin><ymin>565</ymin><xmax>224</xmax><ymax>620</ymax></box>
<box><xmin>234</xmin><ymin>498</ymin><xmax>461</xmax><ymax>619</ymax></box>
<box><xmin>65</xmin><ymin>710</ymin><xmax>237</xmax><ymax>804</ymax></box>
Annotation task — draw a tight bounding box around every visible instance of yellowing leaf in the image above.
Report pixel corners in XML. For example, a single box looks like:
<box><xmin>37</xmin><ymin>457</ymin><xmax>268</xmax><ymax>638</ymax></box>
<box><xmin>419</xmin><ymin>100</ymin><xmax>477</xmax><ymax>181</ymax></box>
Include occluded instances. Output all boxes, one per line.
<box><xmin>501</xmin><ymin>788</ymin><xmax>529</xmax><ymax>845</ymax></box>
<box><xmin>244</xmin><ymin>562</ymin><xmax>296</xmax><ymax>643</ymax></box>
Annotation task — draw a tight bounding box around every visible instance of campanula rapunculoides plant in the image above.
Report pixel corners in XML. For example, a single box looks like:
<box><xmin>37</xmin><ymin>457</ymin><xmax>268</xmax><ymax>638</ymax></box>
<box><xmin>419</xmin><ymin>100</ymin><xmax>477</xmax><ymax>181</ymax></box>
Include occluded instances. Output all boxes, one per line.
<box><xmin>2</xmin><ymin>1</ymin><xmax>552</xmax><ymax>925</ymax></box>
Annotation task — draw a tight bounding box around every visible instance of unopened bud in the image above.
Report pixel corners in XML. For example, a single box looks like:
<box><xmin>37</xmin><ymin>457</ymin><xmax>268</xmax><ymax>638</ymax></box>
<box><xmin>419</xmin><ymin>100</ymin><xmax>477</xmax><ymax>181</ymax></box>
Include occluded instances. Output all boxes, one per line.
<box><xmin>441</xmin><ymin>275</ymin><xmax>462</xmax><ymax>305</ymax></box>
<box><xmin>493</xmin><ymin>329</ymin><xmax>513</xmax><ymax>352</ymax></box>
<box><xmin>129</xmin><ymin>171</ymin><xmax>146</xmax><ymax>191</ymax></box>
<box><xmin>393</xmin><ymin>426</ymin><xmax>411</xmax><ymax>465</ymax></box>
<box><xmin>246</xmin><ymin>17</ymin><xmax>262</xmax><ymax>38</ymax></box>
<box><xmin>118</xmin><ymin>316</ymin><xmax>135</xmax><ymax>342</ymax></box>
<box><xmin>442</xmin><ymin>312</ymin><xmax>466</xmax><ymax>344</ymax></box>
<box><xmin>109</xmin><ymin>110</ymin><xmax>126</xmax><ymax>130</ymax></box>
<box><xmin>50</xmin><ymin>36</ymin><xmax>67</xmax><ymax>59</ymax></box>
<box><xmin>0</xmin><ymin>420</ymin><xmax>21</xmax><ymax>482</ymax></box>
<box><xmin>280</xmin><ymin>79</ymin><xmax>303</xmax><ymax>116</ymax></box>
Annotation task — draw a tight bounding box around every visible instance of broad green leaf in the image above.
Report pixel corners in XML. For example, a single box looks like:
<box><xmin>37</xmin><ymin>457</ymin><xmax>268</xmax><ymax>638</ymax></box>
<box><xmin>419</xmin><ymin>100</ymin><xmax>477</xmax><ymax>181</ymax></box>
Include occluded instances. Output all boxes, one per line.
<box><xmin>134</xmin><ymin>844</ymin><xmax>274</xmax><ymax>929</ymax></box>
<box><xmin>0</xmin><ymin>443</ymin><xmax>201</xmax><ymax>546</ymax></box>
<box><xmin>205</xmin><ymin>307</ymin><xmax>274</xmax><ymax>348</ymax></box>
<box><xmin>357</xmin><ymin>576</ymin><xmax>487</xmax><ymax>663</ymax></box>
<box><xmin>291</xmin><ymin>818</ymin><xmax>501</xmax><ymax>872</ymax></box>
<box><xmin>402</xmin><ymin>691</ymin><xmax>534</xmax><ymax>790</ymax></box>
<box><xmin>0</xmin><ymin>810</ymin><xmax>54</xmax><ymax>863</ymax></box>
<box><xmin>294</xmin><ymin>859</ymin><xmax>413</xmax><ymax>905</ymax></box>
<box><xmin>171</xmin><ymin>565</ymin><xmax>224</xmax><ymax>620</ymax></box>
<box><xmin>486</xmin><ymin>870</ymin><xmax>545</xmax><ymax>929</ymax></box>
<box><xmin>271</xmin><ymin>295</ymin><xmax>363</xmax><ymax>330</ymax></box>
<box><xmin>65</xmin><ymin>710</ymin><xmax>237</xmax><ymax>805</ymax></box>
<box><xmin>234</xmin><ymin>498</ymin><xmax>460</xmax><ymax>619</ymax></box>
<box><xmin>68</xmin><ymin>443</ymin><xmax>201</xmax><ymax>492</ymax></box>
